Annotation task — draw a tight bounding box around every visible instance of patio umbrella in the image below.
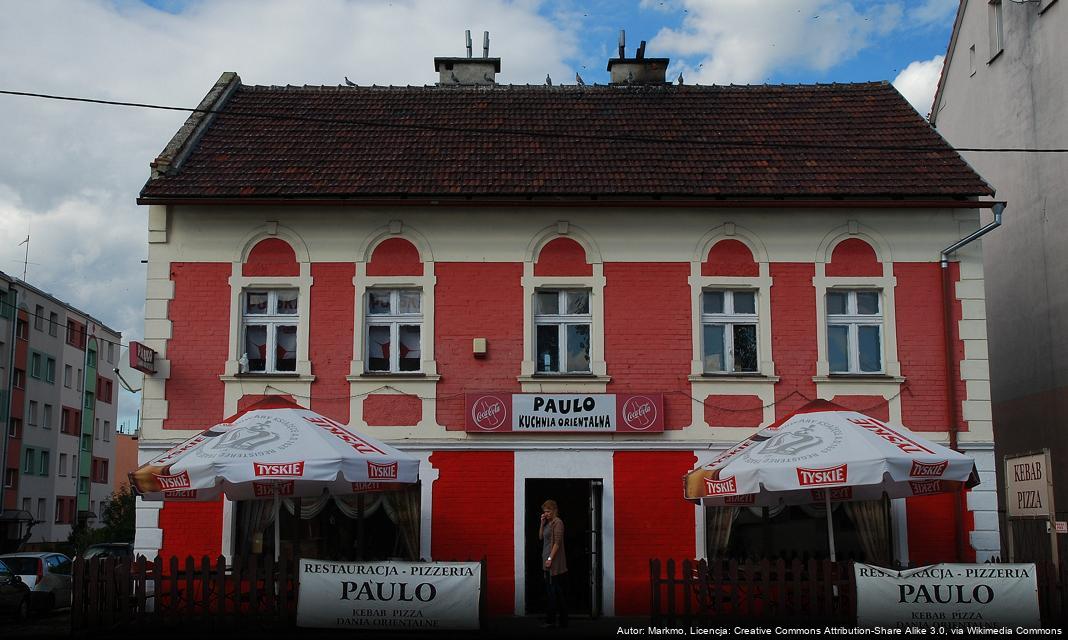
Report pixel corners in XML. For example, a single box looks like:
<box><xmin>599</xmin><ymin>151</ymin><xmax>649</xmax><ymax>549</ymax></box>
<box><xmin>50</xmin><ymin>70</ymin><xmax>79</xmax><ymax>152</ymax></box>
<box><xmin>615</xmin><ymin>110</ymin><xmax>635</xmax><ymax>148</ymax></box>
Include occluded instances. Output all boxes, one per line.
<box><xmin>684</xmin><ymin>400</ymin><xmax>979</xmax><ymax>561</ymax></box>
<box><xmin>130</xmin><ymin>396</ymin><xmax>420</xmax><ymax>559</ymax></box>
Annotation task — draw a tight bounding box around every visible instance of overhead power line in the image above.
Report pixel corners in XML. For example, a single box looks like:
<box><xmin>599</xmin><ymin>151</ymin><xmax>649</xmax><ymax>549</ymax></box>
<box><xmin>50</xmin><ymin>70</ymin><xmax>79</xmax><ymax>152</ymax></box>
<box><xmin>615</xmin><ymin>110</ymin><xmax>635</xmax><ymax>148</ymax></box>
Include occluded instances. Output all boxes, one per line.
<box><xmin>1</xmin><ymin>88</ymin><xmax>1065</xmax><ymax>154</ymax></box>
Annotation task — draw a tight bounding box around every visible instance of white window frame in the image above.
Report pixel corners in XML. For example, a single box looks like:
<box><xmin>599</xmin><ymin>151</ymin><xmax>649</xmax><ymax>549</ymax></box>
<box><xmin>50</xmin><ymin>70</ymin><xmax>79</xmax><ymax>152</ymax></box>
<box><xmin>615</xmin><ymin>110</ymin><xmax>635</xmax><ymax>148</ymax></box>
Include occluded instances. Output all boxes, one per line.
<box><xmin>988</xmin><ymin>0</ymin><xmax>1003</xmax><ymax>60</ymax></box>
<box><xmin>826</xmin><ymin>289</ymin><xmax>885</xmax><ymax>375</ymax></box>
<box><xmin>64</xmin><ymin>365</ymin><xmax>72</xmax><ymax>388</ymax></box>
<box><xmin>28</xmin><ymin>401</ymin><xmax>38</xmax><ymax>426</ymax></box>
<box><xmin>240</xmin><ymin>288</ymin><xmax>300</xmax><ymax>374</ymax></box>
<box><xmin>533</xmin><ymin>289</ymin><xmax>593</xmax><ymax>375</ymax></box>
<box><xmin>364</xmin><ymin>288</ymin><xmax>424</xmax><ymax>374</ymax></box>
<box><xmin>700</xmin><ymin>289</ymin><xmax>760</xmax><ymax>374</ymax></box>
<box><xmin>42</xmin><ymin>404</ymin><xmax>52</xmax><ymax>430</ymax></box>
<box><xmin>59</xmin><ymin>453</ymin><xmax>67</xmax><ymax>477</ymax></box>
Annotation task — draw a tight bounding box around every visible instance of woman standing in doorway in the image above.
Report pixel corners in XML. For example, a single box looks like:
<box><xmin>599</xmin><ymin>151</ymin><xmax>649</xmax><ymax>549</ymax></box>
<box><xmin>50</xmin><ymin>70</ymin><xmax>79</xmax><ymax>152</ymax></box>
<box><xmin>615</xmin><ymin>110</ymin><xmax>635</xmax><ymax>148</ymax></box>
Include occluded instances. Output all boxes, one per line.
<box><xmin>539</xmin><ymin>499</ymin><xmax>568</xmax><ymax>628</ymax></box>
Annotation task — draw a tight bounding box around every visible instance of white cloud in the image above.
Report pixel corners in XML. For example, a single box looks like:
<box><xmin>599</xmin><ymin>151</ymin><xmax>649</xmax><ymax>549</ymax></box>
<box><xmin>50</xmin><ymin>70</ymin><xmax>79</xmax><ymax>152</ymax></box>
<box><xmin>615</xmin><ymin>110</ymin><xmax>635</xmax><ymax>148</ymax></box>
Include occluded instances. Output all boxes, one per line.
<box><xmin>908</xmin><ymin>0</ymin><xmax>958</xmax><ymax>27</ymax></box>
<box><xmin>650</xmin><ymin>0</ymin><xmax>903</xmax><ymax>85</ymax></box>
<box><xmin>0</xmin><ymin>0</ymin><xmax>577</xmax><ymax>423</ymax></box>
<box><xmin>893</xmin><ymin>55</ymin><xmax>945</xmax><ymax>117</ymax></box>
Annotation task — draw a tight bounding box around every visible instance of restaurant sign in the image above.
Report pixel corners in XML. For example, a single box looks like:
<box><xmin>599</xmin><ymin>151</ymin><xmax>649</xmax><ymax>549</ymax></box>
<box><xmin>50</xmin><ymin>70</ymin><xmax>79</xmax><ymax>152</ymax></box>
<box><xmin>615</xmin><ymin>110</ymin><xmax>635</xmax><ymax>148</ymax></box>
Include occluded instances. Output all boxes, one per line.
<box><xmin>297</xmin><ymin>559</ymin><xmax>481</xmax><ymax>630</ymax></box>
<box><xmin>464</xmin><ymin>393</ymin><xmax>664</xmax><ymax>433</ymax></box>
<box><xmin>1005</xmin><ymin>451</ymin><xmax>1054</xmax><ymax>519</ymax></box>
<box><xmin>855</xmin><ymin>563</ymin><xmax>1039</xmax><ymax>628</ymax></box>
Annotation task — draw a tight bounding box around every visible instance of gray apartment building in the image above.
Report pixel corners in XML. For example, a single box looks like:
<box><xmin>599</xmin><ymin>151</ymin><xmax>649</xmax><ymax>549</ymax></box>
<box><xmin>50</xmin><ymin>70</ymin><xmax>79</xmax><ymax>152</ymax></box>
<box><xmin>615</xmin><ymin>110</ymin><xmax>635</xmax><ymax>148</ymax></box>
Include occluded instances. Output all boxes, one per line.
<box><xmin>1</xmin><ymin>271</ymin><xmax>121</xmax><ymax>546</ymax></box>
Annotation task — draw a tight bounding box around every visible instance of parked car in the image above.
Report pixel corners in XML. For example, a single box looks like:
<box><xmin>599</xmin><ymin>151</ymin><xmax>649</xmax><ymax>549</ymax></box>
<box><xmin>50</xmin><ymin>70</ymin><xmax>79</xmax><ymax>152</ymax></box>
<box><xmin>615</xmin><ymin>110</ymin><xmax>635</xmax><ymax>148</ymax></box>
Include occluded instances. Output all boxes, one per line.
<box><xmin>0</xmin><ymin>553</ymin><xmax>72</xmax><ymax>612</ymax></box>
<box><xmin>0</xmin><ymin>558</ymin><xmax>31</xmax><ymax>619</ymax></box>
<box><xmin>81</xmin><ymin>543</ymin><xmax>133</xmax><ymax>562</ymax></box>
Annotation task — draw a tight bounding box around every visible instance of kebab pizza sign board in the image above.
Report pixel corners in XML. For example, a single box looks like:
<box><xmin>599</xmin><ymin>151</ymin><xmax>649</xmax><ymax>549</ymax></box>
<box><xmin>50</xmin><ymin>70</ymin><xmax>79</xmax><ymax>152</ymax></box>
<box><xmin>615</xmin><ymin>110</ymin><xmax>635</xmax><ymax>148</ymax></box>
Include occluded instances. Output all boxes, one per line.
<box><xmin>465</xmin><ymin>393</ymin><xmax>664</xmax><ymax>433</ymax></box>
<box><xmin>297</xmin><ymin>559</ymin><xmax>481</xmax><ymax>630</ymax></box>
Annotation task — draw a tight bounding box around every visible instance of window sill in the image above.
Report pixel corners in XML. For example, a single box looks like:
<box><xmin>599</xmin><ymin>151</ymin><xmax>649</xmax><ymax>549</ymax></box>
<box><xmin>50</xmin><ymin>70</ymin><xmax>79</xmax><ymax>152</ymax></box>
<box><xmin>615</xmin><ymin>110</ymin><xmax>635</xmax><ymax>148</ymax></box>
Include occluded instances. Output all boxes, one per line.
<box><xmin>220</xmin><ymin>373</ymin><xmax>316</xmax><ymax>383</ymax></box>
<box><xmin>517</xmin><ymin>374</ymin><xmax>612</xmax><ymax>384</ymax></box>
<box><xmin>347</xmin><ymin>374</ymin><xmax>441</xmax><ymax>382</ymax></box>
<box><xmin>987</xmin><ymin>49</ymin><xmax>1003</xmax><ymax>65</ymax></box>
<box><xmin>813</xmin><ymin>375</ymin><xmax>905</xmax><ymax>384</ymax></box>
<box><xmin>689</xmin><ymin>374</ymin><xmax>779</xmax><ymax>383</ymax></box>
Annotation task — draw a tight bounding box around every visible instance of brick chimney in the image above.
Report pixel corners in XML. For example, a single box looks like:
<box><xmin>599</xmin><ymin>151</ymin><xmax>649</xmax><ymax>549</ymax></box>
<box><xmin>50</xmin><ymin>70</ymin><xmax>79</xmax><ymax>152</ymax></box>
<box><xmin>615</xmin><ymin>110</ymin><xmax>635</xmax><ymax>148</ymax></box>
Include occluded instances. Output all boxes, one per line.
<box><xmin>435</xmin><ymin>30</ymin><xmax>500</xmax><ymax>86</ymax></box>
<box><xmin>607</xmin><ymin>31</ymin><xmax>669</xmax><ymax>84</ymax></box>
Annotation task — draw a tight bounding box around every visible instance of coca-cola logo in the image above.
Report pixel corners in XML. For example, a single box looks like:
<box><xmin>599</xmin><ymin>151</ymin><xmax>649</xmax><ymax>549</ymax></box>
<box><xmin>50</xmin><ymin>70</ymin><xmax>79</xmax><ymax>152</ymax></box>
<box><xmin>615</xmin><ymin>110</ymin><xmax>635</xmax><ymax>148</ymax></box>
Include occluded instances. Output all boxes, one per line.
<box><xmin>909</xmin><ymin>480</ymin><xmax>943</xmax><ymax>496</ymax></box>
<box><xmin>368</xmin><ymin>461</ymin><xmax>398</xmax><ymax>480</ymax></box>
<box><xmin>621</xmin><ymin>396</ymin><xmax>658</xmax><ymax>431</ymax></box>
<box><xmin>253</xmin><ymin>461</ymin><xmax>305</xmax><ymax>477</ymax></box>
<box><xmin>704</xmin><ymin>475</ymin><xmax>738</xmax><ymax>496</ymax></box>
<box><xmin>910</xmin><ymin>460</ymin><xmax>949</xmax><ymax>478</ymax></box>
<box><xmin>154</xmin><ymin>470</ymin><xmax>191</xmax><ymax>490</ymax></box>
<box><xmin>253</xmin><ymin>481</ymin><xmax>295</xmax><ymax>497</ymax></box>
<box><xmin>796</xmin><ymin>464</ymin><xmax>848</xmax><ymax>486</ymax></box>
<box><xmin>471</xmin><ymin>395</ymin><xmax>507</xmax><ymax>431</ymax></box>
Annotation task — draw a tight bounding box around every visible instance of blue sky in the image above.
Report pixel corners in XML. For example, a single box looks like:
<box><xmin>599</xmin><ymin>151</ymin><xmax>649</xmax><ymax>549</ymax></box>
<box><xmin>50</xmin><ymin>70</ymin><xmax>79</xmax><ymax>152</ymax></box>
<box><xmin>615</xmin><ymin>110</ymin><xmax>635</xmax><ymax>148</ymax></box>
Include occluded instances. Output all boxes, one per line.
<box><xmin>0</xmin><ymin>0</ymin><xmax>959</xmax><ymax>425</ymax></box>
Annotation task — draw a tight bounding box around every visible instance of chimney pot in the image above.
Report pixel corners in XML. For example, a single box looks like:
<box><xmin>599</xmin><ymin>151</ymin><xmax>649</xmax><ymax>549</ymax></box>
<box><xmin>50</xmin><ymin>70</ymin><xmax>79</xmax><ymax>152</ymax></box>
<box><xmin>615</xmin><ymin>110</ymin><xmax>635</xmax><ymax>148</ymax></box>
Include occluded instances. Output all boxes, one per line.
<box><xmin>435</xmin><ymin>30</ymin><xmax>501</xmax><ymax>85</ymax></box>
<box><xmin>607</xmin><ymin>35</ymin><xmax>668</xmax><ymax>84</ymax></box>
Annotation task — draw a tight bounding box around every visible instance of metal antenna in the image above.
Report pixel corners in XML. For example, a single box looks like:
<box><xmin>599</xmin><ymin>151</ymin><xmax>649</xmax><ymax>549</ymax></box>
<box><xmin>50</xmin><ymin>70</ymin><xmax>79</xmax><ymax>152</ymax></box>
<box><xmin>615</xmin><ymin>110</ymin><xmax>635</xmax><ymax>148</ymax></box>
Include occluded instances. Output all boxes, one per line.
<box><xmin>466</xmin><ymin>30</ymin><xmax>472</xmax><ymax>58</ymax></box>
<box><xmin>618</xmin><ymin>30</ymin><xmax>625</xmax><ymax>58</ymax></box>
<box><xmin>18</xmin><ymin>233</ymin><xmax>29</xmax><ymax>281</ymax></box>
<box><xmin>483</xmin><ymin>31</ymin><xmax>490</xmax><ymax>58</ymax></box>
<box><xmin>637</xmin><ymin>40</ymin><xmax>646</xmax><ymax>59</ymax></box>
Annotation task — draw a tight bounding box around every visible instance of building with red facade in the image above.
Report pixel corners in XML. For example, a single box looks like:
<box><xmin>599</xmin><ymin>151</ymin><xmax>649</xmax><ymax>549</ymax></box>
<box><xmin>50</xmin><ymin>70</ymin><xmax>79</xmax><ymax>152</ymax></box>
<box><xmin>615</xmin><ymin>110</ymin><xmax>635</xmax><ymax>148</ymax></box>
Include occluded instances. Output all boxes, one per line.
<box><xmin>133</xmin><ymin>47</ymin><xmax>1000</xmax><ymax>617</ymax></box>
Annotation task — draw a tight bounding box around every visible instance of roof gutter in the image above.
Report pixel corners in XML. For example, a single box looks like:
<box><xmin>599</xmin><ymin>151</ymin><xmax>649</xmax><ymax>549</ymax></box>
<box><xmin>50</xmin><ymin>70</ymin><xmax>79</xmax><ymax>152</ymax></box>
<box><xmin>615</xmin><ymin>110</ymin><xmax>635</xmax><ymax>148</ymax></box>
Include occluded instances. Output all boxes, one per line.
<box><xmin>938</xmin><ymin>200</ymin><xmax>1004</xmax><ymax>561</ymax></box>
<box><xmin>136</xmin><ymin>197</ymin><xmax>998</xmax><ymax>209</ymax></box>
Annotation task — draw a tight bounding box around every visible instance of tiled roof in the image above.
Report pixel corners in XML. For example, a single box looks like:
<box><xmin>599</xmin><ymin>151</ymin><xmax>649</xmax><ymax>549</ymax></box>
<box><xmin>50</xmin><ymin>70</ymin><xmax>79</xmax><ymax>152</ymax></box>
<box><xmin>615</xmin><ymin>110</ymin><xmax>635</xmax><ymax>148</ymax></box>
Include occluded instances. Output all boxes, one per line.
<box><xmin>139</xmin><ymin>81</ymin><xmax>992</xmax><ymax>201</ymax></box>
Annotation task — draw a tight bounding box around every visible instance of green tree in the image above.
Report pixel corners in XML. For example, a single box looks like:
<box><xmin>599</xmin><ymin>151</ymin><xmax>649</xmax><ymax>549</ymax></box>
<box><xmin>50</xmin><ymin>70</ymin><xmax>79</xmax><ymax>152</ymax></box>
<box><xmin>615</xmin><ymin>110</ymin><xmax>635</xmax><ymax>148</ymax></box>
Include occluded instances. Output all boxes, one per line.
<box><xmin>68</xmin><ymin>485</ymin><xmax>135</xmax><ymax>553</ymax></box>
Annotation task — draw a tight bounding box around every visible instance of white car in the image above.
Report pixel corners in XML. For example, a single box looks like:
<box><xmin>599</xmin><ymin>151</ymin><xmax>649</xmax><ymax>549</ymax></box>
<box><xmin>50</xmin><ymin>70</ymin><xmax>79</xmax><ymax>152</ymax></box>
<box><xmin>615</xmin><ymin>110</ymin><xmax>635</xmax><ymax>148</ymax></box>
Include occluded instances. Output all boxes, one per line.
<box><xmin>0</xmin><ymin>553</ymin><xmax>72</xmax><ymax>612</ymax></box>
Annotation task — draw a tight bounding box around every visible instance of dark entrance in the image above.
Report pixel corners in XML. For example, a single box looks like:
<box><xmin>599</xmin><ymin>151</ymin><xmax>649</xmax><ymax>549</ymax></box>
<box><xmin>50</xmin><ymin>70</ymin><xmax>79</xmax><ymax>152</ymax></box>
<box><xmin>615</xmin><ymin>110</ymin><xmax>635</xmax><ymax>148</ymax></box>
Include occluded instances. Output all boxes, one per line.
<box><xmin>524</xmin><ymin>478</ymin><xmax>603</xmax><ymax>618</ymax></box>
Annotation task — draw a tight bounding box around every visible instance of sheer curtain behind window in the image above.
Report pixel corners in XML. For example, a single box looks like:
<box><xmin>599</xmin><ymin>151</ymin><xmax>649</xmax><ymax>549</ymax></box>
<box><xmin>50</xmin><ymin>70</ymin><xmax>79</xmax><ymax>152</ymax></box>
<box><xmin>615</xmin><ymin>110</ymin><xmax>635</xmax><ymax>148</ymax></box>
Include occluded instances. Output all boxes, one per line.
<box><xmin>845</xmin><ymin>498</ymin><xmax>891</xmax><ymax>565</ymax></box>
<box><xmin>705</xmin><ymin>507</ymin><xmax>738</xmax><ymax>559</ymax></box>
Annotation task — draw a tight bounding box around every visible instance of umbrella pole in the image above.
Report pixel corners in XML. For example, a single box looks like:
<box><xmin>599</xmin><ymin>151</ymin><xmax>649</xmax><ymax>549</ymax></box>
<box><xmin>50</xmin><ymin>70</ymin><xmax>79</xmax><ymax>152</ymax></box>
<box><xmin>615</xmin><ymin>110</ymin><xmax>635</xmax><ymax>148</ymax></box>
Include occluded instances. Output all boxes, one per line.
<box><xmin>825</xmin><ymin>491</ymin><xmax>837</xmax><ymax>562</ymax></box>
<box><xmin>274</xmin><ymin>488</ymin><xmax>281</xmax><ymax>563</ymax></box>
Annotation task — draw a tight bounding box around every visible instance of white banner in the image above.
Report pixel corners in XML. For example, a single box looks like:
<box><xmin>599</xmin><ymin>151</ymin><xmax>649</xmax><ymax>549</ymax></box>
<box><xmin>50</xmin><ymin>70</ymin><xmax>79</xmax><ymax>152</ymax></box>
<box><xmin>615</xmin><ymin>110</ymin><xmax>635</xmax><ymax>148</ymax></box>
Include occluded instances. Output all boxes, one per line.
<box><xmin>512</xmin><ymin>394</ymin><xmax>615</xmax><ymax>430</ymax></box>
<box><xmin>297</xmin><ymin>559</ymin><xmax>481</xmax><ymax>630</ymax></box>
<box><xmin>855</xmin><ymin>563</ymin><xmax>1040</xmax><ymax>628</ymax></box>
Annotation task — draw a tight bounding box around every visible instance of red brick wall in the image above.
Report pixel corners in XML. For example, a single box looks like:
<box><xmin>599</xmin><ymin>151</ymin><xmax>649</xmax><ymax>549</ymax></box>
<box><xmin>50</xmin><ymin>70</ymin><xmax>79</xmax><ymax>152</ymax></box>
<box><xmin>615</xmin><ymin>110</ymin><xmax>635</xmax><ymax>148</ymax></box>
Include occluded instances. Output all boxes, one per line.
<box><xmin>614</xmin><ymin>451</ymin><xmax>697</xmax><ymax>614</ymax></box>
<box><xmin>704</xmin><ymin>395</ymin><xmax>763</xmax><ymax>427</ymax></box>
<box><xmin>702</xmin><ymin>239</ymin><xmax>758</xmax><ymax>276</ymax></box>
<box><xmin>829</xmin><ymin>395</ymin><xmax>890</xmax><ymax>422</ymax></box>
<box><xmin>893</xmin><ymin>262</ymin><xmax>967</xmax><ymax>432</ymax></box>
<box><xmin>159</xmin><ymin>500</ymin><xmax>224</xmax><ymax>559</ymax></box>
<box><xmin>770</xmin><ymin>264</ymin><xmax>818</xmax><ymax>419</ymax></box>
<box><xmin>604</xmin><ymin>264</ymin><xmax>691</xmax><ymax>429</ymax></box>
<box><xmin>242</xmin><ymin>238</ymin><xmax>298</xmax><ymax>277</ymax></box>
<box><xmin>826</xmin><ymin>238</ymin><xmax>881</xmax><ymax>277</ymax></box>
<box><xmin>363</xmin><ymin>394</ymin><xmax>421</xmax><ymax>426</ymax></box>
<box><xmin>430</xmin><ymin>451</ymin><xmax>514</xmax><ymax>614</ymax></box>
<box><xmin>165</xmin><ymin>263</ymin><xmax>231</xmax><ymax>430</ymax></box>
<box><xmin>534</xmin><ymin>237</ymin><xmax>591</xmax><ymax>276</ymax></box>
<box><xmin>367</xmin><ymin>238</ymin><xmax>423</xmax><ymax>276</ymax></box>
<box><xmin>310</xmin><ymin>263</ymin><xmax>355</xmax><ymax>423</ymax></box>
<box><xmin>435</xmin><ymin>263</ymin><xmax>524</xmax><ymax>430</ymax></box>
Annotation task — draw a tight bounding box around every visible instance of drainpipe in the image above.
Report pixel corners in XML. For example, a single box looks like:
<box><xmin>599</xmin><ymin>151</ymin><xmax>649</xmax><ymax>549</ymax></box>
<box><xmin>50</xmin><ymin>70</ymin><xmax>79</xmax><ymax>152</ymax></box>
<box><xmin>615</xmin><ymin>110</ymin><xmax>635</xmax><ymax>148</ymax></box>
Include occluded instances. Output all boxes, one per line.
<box><xmin>939</xmin><ymin>201</ymin><xmax>1004</xmax><ymax>561</ymax></box>
<box><xmin>1</xmin><ymin>286</ymin><xmax>18</xmax><ymax>517</ymax></box>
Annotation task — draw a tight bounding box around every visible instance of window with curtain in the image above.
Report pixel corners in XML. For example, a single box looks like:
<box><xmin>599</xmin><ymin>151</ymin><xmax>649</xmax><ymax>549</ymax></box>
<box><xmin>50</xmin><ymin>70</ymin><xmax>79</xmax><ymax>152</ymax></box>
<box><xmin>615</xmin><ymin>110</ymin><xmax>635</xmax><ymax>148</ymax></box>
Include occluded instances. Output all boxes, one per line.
<box><xmin>242</xmin><ymin>289</ymin><xmax>299</xmax><ymax>373</ymax></box>
<box><xmin>365</xmin><ymin>289</ymin><xmax>422</xmax><ymax>373</ymax></box>
<box><xmin>702</xmin><ymin>290</ymin><xmax>759</xmax><ymax>374</ymax></box>
<box><xmin>534</xmin><ymin>289</ymin><xmax>591</xmax><ymax>374</ymax></box>
<box><xmin>826</xmin><ymin>289</ymin><xmax>883</xmax><ymax>374</ymax></box>
<box><xmin>232</xmin><ymin>485</ymin><xmax>421</xmax><ymax>563</ymax></box>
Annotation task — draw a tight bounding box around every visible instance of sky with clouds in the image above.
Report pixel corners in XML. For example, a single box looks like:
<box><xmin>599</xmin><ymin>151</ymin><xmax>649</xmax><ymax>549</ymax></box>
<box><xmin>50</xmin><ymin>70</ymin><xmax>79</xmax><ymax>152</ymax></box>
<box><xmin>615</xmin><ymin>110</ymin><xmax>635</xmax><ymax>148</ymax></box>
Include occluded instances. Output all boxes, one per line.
<box><xmin>0</xmin><ymin>0</ymin><xmax>958</xmax><ymax>426</ymax></box>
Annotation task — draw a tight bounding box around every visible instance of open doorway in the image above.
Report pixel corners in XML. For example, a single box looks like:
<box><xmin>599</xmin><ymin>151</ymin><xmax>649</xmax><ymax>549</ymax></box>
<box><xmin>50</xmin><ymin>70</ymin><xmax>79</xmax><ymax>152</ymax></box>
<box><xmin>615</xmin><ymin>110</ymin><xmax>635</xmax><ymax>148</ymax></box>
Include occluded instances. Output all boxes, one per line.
<box><xmin>524</xmin><ymin>478</ymin><xmax>603</xmax><ymax>618</ymax></box>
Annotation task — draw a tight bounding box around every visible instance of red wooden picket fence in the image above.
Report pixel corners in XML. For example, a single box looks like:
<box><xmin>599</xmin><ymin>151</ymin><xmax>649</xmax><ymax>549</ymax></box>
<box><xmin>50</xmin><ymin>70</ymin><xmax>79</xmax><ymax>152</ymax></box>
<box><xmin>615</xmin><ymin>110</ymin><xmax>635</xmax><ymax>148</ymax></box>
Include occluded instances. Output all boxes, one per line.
<box><xmin>653</xmin><ymin>558</ymin><xmax>1068</xmax><ymax>626</ymax></box>
<box><xmin>650</xmin><ymin>558</ymin><xmax>856</xmax><ymax>626</ymax></box>
<box><xmin>71</xmin><ymin>554</ymin><xmax>489</xmax><ymax>632</ymax></box>
<box><xmin>71</xmin><ymin>554</ymin><xmax>300</xmax><ymax>632</ymax></box>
